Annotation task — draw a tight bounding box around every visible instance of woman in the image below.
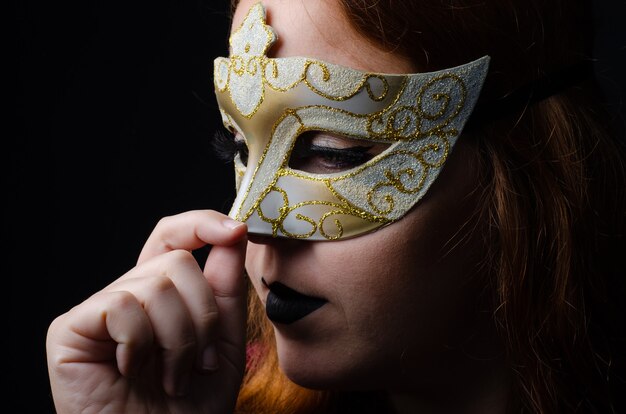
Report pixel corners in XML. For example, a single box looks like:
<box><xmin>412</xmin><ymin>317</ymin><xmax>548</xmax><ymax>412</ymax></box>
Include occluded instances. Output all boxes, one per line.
<box><xmin>46</xmin><ymin>0</ymin><xmax>626</xmax><ymax>413</ymax></box>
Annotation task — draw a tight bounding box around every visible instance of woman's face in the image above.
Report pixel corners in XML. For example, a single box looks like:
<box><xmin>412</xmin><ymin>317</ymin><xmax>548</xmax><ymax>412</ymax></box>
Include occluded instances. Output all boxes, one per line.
<box><xmin>235</xmin><ymin>0</ymin><xmax>496</xmax><ymax>392</ymax></box>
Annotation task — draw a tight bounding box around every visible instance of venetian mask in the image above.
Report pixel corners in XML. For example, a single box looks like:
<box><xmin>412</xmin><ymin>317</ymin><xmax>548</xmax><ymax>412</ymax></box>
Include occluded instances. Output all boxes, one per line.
<box><xmin>214</xmin><ymin>2</ymin><xmax>489</xmax><ymax>241</ymax></box>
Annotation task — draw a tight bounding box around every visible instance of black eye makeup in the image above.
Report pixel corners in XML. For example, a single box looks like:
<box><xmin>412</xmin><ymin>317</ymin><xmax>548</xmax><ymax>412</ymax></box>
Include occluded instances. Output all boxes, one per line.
<box><xmin>288</xmin><ymin>131</ymin><xmax>389</xmax><ymax>174</ymax></box>
<box><xmin>212</xmin><ymin>129</ymin><xmax>249</xmax><ymax>166</ymax></box>
<box><xmin>211</xmin><ymin>129</ymin><xmax>389</xmax><ymax>173</ymax></box>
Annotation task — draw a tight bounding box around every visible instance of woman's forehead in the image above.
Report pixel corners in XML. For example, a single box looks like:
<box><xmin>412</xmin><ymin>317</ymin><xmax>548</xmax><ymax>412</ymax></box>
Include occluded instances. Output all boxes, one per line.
<box><xmin>230</xmin><ymin>0</ymin><xmax>416</xmax><ymax>74</ymax></box>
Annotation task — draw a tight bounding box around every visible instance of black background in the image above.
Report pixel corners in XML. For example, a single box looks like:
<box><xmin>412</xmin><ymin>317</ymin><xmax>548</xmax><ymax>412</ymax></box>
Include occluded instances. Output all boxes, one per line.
<box><xmin>13</xmin><ymin>0</ymin><xmax>625</xmax><ymax>412</ymax></box>
<box><xmin>15</xmin><ymin>1</ymin><xmax>233</xmax><ymax>412</ymax></box>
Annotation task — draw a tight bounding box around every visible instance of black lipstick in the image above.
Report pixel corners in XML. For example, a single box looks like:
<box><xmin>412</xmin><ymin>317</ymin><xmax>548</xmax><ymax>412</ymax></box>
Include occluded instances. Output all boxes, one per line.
<box><xmin>262</xmin><ymin>278</ymin><xmax>327</xmax><ymax>324</ymax></box>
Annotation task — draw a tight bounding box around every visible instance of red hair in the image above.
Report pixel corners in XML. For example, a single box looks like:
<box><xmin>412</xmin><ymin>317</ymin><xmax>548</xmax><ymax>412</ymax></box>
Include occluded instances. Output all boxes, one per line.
<box><xmin>233</xmin><ymin>1</ymin><xmax>626</xmax><ymax>412</ymax></box>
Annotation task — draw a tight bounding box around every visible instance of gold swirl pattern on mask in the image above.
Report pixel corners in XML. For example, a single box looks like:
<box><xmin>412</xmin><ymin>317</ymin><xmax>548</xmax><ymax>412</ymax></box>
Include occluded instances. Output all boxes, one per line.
<box><xmin>232</xmin><ymin>109</ymin><xmax>301</xmax><ymax>221</ymax></box>
<box><xmin>285</xmin><ymin>73</ymin><xmax>467</xmax><ymax>146</ymax></box>
<box><xmin>253</xmin><ymin>178</ymin><xmax>390</xmax><ymax>240</ymax></box>
<box><xmin>214</xmin><ymin>55</ymin><xmax>391</xmax><ymax>119</ymax></box>
<box><xmin>214</xmin><ymin>2</ymin><xmax>392</xmax><ymax>119</ymax></box>
<box><xmin>365</xmin><ymin>139</ymin><xmax>450</xmax><ymax>215</ymax></box>
<box><xmin>248</xmin><ymin>141</ymin><xmax>447</xmax><ymax>240</ymax></box>
<box><xmin>260</xmin><ymin>58</ymin><xmax>390</xmax><ymax>100</ymax></box>
<box><xmin>232</xmin><ymin>73</ymin><xmax>468</xmax><ymax>239</ymax></box>
<box><xmin>367</xmin><ymin>74</ymin><xmax>466</xmax><ymax>141</ymax></box>
<box><xmin>239</xmin><ymin>136</ymin><xmax>449</xmax><ymax>239</ymax></box>
<box><xmin>276</xmin><ymin>141</ymin><xmax>447</xmax><ymax>229</ymax></box>
<box><xmin>214</xmin><ymin>59</ymin><xmax>231</xmax><ymax>92</ymax></box>
<box><xmin>234</xmin><ymin>108</ymin><xmax>390</xmax><ymax>239</ymax></box>
<box><xmin>298</xmin><ymin>61</ymin><xmax>389</xmax><ymax>102</ymax></box>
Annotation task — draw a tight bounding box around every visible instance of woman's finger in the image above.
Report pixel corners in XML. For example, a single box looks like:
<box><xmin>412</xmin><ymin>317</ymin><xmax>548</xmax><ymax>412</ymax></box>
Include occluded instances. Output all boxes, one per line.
<box><xmin>137</xmin><ymin>210</ymin><xmax>246</xmax><ymax>264</ymax></box>
<box><xmin>47</xmin><ymin>290</ymin><xmax>154</xmax><ymax>383</ymax></box>
<box><xmin>107</xmin><ymin>274</ymin><xmax>197</xmax><ymax>396</ymax></box>
<box><xmin>105</xmin><ymin>249</ymin><xmax>220</xmax><ymax>372</ymax></box>
<box><xmin>203</xmin><ymin>236</ymin><xmax>249</xmax><ymax>371</ymax></box>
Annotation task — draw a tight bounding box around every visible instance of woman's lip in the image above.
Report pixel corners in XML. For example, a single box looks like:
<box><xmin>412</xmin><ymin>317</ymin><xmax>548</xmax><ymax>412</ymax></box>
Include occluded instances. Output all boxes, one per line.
<box><xmin>262</xmin><ymin>277</ymin><xmax>327</xmax><ymax>324</ymax></box>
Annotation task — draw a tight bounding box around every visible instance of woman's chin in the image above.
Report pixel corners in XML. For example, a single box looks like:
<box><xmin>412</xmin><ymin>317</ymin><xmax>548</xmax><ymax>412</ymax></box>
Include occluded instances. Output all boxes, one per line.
<box><xmin>275</xmin><ymin>340</ymin><xmax>386</xmax><ymax>391</ymax></box>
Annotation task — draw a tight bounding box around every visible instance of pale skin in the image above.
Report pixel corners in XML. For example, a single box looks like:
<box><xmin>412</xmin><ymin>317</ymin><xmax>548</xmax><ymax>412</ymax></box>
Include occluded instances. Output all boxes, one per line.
<box><xmin>46</xmin><ymin>211</ymin><xmax>249</xmax><ymax>413</ymax></box>
<box><xmin>46</xmin><ymin>0</ymin><xmax>510</xmax><ymax>413</ymax></box>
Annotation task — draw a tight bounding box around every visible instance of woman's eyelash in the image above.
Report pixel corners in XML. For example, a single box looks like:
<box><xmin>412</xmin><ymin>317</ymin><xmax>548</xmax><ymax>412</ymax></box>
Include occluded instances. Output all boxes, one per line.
<box><xmin>211</xmin><ymin>130</ymin><xmax>236</xmax><ymax>162</ymax></box>
<box><xmin>293</xmin><ymin>143</ymin><xmax>375</xmax><ymax>166</ymax></box>
<box><xmin>211</xmin><ymin>129</ymin><xmax>374</xmax><ymax>170</ymax></box>
<box><xmin>211</xmin><ymin>130</ymin><xmax>248</xmax><ymax>163</ymax></box>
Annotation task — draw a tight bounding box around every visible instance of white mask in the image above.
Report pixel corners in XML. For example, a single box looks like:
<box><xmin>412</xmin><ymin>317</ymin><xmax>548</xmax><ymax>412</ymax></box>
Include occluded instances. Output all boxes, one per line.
<box><xmin>214</xmin><ymin>2</ymin><xmax>490</xmax><ymax>241</ymax></box>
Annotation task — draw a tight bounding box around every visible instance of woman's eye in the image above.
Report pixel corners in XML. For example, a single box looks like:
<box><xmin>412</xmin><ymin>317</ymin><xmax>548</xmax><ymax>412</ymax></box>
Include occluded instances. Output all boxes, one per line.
<box><xmin>211</xmin><ymin>129</ymin><xmax>249</xmax><ymax>166</ymax></box>
<box><xmin>288</xmin><ymin>131</ymin><xmax>388</xmax><ymax>173</ymax></box>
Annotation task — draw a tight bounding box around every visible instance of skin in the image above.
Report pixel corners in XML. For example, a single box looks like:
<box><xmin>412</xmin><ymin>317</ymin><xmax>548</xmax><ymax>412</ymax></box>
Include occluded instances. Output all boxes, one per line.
<box><xmin>46</xmin><ymin>211</ymin><xmax>249</xmax><ymax>412</ymax></box>
<box><xmin>46</xmin><ymin>0</ymin><xmax>509</xmax><ymax>413</ymax></box>
<box><xmin>240</xmin><ymin>0</ymin><xmax>510</xmax><ymax>412</ymax></box>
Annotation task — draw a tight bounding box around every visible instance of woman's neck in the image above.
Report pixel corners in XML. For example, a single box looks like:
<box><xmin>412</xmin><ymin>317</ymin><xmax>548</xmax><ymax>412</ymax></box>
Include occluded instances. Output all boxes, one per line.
<box><xmin>387</xmin><ymin>359</ymin><xmax>511</xmax><ymax>414</ymax></box>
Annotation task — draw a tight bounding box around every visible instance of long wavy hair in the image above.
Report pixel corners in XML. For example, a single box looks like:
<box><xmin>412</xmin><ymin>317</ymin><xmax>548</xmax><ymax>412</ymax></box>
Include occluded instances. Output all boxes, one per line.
<box><xmin>231</xmin><ymin>0</ymin><xmax>626</xmax><ymax>412</ymax></box>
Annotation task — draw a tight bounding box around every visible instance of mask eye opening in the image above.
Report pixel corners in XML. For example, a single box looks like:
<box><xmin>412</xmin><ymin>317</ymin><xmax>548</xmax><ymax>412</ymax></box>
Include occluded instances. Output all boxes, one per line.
<box><xmin>287</xmin><ymin>130</ymin><xmax>390</xmax><ymax>174</ymax></box>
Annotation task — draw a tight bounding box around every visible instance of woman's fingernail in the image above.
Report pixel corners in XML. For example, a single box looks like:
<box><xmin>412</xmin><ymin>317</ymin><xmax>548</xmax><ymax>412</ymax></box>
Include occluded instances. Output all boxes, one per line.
<box><xmin>222</xmin><ymin>218</ymin><xmax>245</xmax><ymax>230</ymax></box>
<box><xmin>202</xmin><ymin>346</ymin><xmax>219</xmax><ymax>371</ymax></box>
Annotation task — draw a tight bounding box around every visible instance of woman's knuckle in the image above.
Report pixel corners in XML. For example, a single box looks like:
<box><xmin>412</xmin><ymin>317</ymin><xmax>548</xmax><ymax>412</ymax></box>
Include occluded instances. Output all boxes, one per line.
<box><xmin>144</xmin><ymin>275</ymin><xmax>176</xmax><ymax>293</ymax></box>
<box><xmin>198</xmin><ymin>309</ymin><xmax>220</xmax><ymax>332</ymax></box>
<box><xmin>164</xmin><ymin>249</ymin><xmax>196</xmax><ymax>266</ymax></box>
<box><xmin>94</xmin><ymin>290</ymin><xmax>137</xmax><ymax>309</ymax></box>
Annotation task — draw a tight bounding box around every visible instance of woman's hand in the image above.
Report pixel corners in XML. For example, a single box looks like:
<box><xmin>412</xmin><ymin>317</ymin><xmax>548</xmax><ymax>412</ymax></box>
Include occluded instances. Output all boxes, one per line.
<box><xmin>46</xmin><ymin>210</ymin><xmax>248</xmax><ymax>413</ymax></box>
